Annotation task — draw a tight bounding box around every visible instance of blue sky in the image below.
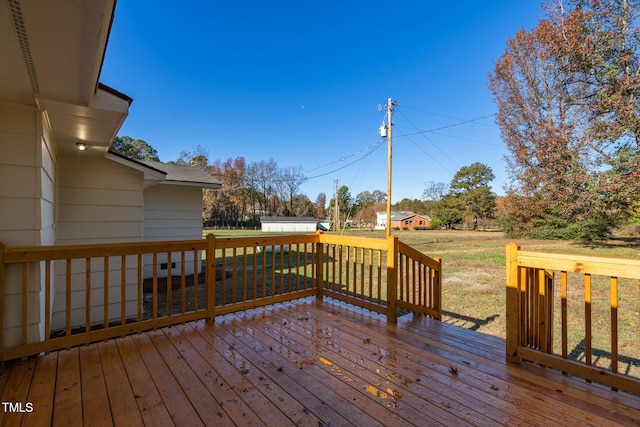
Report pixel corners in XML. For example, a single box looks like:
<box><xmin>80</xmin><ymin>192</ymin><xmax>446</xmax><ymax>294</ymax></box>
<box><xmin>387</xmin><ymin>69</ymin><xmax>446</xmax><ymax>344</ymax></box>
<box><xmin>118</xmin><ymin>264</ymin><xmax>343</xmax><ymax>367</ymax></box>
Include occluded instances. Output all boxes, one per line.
<box><xmin>101</xmin><ymin>1</ymin><xmax>543</xmax><ymax>203</ymax></box>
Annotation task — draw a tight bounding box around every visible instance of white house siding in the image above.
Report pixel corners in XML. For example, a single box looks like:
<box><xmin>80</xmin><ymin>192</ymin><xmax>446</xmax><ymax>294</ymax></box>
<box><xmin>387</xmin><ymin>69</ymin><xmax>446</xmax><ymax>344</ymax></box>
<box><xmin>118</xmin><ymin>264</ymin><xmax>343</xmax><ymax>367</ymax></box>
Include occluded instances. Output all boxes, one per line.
<box><xmin>143</xmin><ymin>185</ymin><xmax>203</xmax><ymax>279</ymax></box>
<box><xmin>375</xmin><ymin>212</ymin><xmax>387</xmax><ymax>230</ymax></box>
<box><xmin>52</xmin><ymin>155</ymin><xmax>144</xmax><ymax>330</ymax></box>
<box><xmin>0</xmin><ymin>105</ymin><xmax>55</xmax><ymax>347</ymax></box>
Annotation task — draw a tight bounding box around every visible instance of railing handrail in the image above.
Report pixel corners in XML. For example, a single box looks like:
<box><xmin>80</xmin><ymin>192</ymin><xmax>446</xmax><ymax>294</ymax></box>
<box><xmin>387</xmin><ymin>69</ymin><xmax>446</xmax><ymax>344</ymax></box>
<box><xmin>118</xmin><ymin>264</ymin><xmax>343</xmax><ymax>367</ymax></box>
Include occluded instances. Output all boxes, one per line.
<box><xmin>516</xmin><ymin>249</ymin><xmax>640</xmax><ymax>279</ymax></box>
<box><xmin>398</xmin><ymin>241</ymin><xmax>442</xmax><ymax>270</ymax></box>
<box><xmin>318</xmin><ymin>233</ymin><xmax>389</xmax><ymax>250</ymax></box>
<box><xmin>3</xmin><ymin>239</ymin><xmax>208</xmax><ymax>263</ymax></box>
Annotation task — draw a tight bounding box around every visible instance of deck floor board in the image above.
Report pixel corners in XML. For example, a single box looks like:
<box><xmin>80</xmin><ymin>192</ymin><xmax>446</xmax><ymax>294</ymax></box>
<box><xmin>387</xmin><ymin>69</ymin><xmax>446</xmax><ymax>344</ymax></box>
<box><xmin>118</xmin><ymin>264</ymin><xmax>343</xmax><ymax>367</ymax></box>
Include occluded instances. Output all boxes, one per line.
<box><xmin>1</xmin><ymin>297</ymin><xmax>639</xmax><ymax>426</ymax></box>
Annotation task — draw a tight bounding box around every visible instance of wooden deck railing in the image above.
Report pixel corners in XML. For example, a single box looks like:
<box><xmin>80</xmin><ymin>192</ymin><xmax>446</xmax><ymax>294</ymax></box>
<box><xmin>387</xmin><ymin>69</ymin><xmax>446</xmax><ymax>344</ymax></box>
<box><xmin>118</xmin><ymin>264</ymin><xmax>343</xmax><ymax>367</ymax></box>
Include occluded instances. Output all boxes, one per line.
<box><xmin>0</xmin><ymin>233</ymin><xmax>441</xmax><ymax>362</ymax></box>
<box><xmin>506</xmin><ymin>243</ymin><xmax>640</xmax><ymax>395</ymax></box>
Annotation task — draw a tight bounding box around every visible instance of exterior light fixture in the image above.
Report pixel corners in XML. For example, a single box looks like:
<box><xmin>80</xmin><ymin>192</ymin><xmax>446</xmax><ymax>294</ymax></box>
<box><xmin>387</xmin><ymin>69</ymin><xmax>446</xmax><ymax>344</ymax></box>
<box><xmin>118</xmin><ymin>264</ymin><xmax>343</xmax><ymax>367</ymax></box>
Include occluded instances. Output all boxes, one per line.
<box><xmin>76</xmin><ymin>142</ymin><xmax>87</xmax><ymax>151</ymax></box>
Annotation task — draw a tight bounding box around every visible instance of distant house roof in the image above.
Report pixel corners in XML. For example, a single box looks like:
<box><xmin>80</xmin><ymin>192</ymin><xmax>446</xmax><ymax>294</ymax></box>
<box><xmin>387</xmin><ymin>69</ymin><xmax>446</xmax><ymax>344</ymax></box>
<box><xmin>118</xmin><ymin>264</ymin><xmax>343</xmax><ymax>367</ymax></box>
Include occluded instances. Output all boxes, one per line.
<box><xmin>379</xmin><ymin>211</ymin><xmax>432</xmax><ymax>221</ymax></box>
<box><xmin>260</xmin><ymin>216</ymin><xmax>318</xmax><ymax>223</ymax></box>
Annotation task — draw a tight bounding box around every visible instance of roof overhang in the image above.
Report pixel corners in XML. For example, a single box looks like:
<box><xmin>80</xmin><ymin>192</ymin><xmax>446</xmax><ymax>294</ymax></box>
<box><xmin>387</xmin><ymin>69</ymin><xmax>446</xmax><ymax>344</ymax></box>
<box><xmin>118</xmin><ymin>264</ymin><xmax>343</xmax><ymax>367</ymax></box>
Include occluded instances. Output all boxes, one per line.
<box><xmin>1</xmin><ymin>0</ymin><xmax>130</xmax><ymax>155</ymax></box>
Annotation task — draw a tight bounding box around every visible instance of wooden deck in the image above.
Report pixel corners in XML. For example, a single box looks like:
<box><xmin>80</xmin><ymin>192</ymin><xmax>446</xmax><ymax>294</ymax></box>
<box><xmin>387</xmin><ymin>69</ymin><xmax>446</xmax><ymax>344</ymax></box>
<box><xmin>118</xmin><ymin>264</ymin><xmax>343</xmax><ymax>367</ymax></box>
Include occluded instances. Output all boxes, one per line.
<box><xmin>1</xmin><ymin>297</ymin><xmax>639</xmax><ymax>426</ymax></box>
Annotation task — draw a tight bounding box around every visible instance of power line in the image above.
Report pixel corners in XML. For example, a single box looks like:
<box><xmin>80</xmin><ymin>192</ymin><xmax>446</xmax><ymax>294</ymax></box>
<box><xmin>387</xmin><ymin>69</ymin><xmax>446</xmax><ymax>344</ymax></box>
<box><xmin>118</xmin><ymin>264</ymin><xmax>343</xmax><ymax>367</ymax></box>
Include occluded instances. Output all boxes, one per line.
<box><xmin>394</xmin><ymin>128</ymin><xmax>455</xmax><ymax>175</ymax></box>
<box><xmin>303</xmin><ymin>140</ymin><xmax>384</xmax><ymax>174</ymax></box>
<box><xmin>396</xmin><ymin>108</ymin><xmax>459</xmax><ymax>171</ymax></box>
<box><xmin>396</xmin><ymin>113</ymin><xmax>497</xmax><ymax>137</ymax></box>
<box><xmin>304</xmin><ymin>141</ymin><xmax>385</xmax><ymax>180</ymax></box>
<box><xmin>397</xmin><ymin>104</ymin><xmax>497</xmax><ymax>127</ymax></box>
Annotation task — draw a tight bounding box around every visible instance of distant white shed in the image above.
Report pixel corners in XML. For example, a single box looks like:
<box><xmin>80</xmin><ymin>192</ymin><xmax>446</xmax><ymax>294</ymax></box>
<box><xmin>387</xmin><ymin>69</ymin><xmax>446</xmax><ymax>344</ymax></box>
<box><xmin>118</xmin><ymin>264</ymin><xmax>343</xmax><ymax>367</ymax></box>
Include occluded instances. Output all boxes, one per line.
<box><xmin>260</xmin><ymin>216</ymin><xmax>319</xmax><ymax>232</ymax></box>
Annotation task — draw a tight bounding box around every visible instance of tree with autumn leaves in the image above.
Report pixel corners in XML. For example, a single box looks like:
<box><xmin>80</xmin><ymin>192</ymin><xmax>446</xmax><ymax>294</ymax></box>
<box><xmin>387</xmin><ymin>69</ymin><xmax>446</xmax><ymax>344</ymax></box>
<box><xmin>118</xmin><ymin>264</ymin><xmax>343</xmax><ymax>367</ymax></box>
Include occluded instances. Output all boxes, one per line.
<box><xmin>490</xmin><ymin>0</ymin><xmax>640</xmax><ymax>239</ymax></box>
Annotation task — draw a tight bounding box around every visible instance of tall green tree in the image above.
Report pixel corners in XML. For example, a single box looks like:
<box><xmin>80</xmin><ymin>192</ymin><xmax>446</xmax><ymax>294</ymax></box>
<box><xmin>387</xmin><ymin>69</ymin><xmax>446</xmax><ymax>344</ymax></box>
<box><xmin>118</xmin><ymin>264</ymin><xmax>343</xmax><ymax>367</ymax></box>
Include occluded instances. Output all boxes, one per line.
<box><xmin>337</xmin><ymin>185</ymin><xmax>352</xmax><ymax>221</ymax></box>
<box><xmin>448</xmin><ymin>162</ymin><xmax>496</xmax><ymax>228</ymax></box>
<box><xmin>111</xmin><ymin>136</ymin><xmax>160</xmax><ymax>161</ymax></box>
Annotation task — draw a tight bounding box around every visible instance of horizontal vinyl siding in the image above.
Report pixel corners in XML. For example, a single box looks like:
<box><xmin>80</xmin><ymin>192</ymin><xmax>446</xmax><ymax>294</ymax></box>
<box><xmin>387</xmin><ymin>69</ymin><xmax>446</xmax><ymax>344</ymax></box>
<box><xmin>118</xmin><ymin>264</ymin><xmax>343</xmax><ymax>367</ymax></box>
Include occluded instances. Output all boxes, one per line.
<box><xmin>144</xmin><ymin>185</ymin><xmax>202</xmax><ymax>241</ymax></box>
<box><xmin>57</xmin><ymin>155</ymin><xmax>144</xmax><ymax>245</ymax></box>
<box><xmin>0</xmin><ymin>105</ymin><xmax>41</xmax><ymax>247</ymax></box>
<box><xmin>143</xmin><ymin>185</ymin><xmax>203</xmax><ymax>279</ymax></box>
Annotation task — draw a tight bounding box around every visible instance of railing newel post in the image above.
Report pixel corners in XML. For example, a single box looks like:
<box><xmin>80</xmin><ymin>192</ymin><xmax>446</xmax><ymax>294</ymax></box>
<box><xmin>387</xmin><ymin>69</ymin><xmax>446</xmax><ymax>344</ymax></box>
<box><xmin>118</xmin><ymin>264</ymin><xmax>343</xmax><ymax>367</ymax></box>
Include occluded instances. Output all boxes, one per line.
<box><xmin>506</xmin><ymin>242</ymin><xmax>521</xmax><ymax>363</ymax></box>
<box><xmin>435</xmin><ymin>257</ymin><xmax>442</xmax><ymax>320</ymax></box>
<box><xmin>206</xmin><ymin>234</ymin><xmax>216</xmax><ymax>322</ymax></box>
<box><xmin>315</xmin><ymin>233</ymin><xmax>324</xmax><ymax>299</ymax></box>
<box><xmin>386</xmin><ymin>235</ymin><xmax>398</xmax><ymax>323</ymax></box>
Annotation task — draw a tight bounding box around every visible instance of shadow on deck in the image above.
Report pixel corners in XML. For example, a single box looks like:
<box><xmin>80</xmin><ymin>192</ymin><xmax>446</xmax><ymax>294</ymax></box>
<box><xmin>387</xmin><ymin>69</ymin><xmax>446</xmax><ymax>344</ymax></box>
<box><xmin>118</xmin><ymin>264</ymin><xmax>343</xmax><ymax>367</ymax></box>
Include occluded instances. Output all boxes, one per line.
<box><xmin>1</xmin><ymin>297</ymin><xmax>639</xmax><ymax>426</ymax></box>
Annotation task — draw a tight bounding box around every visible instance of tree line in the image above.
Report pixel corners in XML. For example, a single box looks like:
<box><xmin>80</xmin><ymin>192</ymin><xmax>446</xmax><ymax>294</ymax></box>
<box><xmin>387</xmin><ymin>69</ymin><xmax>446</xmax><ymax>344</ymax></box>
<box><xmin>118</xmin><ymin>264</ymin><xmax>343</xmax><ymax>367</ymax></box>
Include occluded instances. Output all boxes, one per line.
<box><xmin>112</xmin><ymin>136</ymin><xmax>498</xmax><ymax>230</ymax></box>
<box><xmin>112</xmin><ymin>138</ymin><xmax>315</xmax><ymax>226</ymax></box>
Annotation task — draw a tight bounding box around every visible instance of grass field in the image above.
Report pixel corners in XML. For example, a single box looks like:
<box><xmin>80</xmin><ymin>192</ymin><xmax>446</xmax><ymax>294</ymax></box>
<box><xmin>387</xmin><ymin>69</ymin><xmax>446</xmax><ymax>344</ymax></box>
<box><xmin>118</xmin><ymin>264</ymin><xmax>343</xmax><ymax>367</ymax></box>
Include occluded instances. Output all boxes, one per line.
<box><xmin>206</xmin><ymin>228</ymin><xmax>640</xmax><ymax>377</ymax></box>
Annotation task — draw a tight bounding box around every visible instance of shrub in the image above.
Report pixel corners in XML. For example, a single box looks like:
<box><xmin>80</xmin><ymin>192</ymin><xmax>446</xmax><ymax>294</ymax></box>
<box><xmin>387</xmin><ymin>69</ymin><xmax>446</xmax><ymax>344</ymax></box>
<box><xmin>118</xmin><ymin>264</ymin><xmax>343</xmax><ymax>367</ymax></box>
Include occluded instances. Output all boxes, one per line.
<box><xmin>429</xmin><ymin>218</ymin><xmax>444</xmax><ymax>230</ymax></box>
<box><xmin>526</xmin><ymin>216</ymin><xmax>613</xmax><ymax>241</ymax></box>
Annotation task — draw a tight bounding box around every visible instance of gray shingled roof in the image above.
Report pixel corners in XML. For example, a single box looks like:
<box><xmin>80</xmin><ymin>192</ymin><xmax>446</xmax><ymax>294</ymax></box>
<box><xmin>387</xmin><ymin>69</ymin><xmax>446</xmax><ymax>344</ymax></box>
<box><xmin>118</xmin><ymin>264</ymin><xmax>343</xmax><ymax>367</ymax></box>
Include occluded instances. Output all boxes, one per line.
<box><xmin>140</xmin><ymin>161</ymin><xmax>221</xmax><ymax>188</ymax></box>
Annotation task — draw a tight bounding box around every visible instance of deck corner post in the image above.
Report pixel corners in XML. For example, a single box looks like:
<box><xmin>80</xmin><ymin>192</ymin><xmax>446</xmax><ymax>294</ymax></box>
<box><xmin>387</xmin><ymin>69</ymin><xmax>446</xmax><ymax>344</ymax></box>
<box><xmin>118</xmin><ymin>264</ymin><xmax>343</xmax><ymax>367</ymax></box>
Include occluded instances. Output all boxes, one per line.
<box><xmin>434</xmin><ymin>257</ymin><xmax>442</xmax><ymax>320</ymax></box>
<box><xmin>206</xmin><ymin>234</ymin><xmax>216</xmax><ymax>322</ymax></box>
<box><xmin>0</xmin><ymin>241</ymin><xmax>5</xmax><ymax>363</ymax></box>
<box><xmin>506</xmin><ymin>242</ymin><xmax>521</xmax><ymax>364</ymax></box>
<box><xmin>386</xmin><ymin>235</ymin><xmax>399</xmax><ymax>324</ymax></box>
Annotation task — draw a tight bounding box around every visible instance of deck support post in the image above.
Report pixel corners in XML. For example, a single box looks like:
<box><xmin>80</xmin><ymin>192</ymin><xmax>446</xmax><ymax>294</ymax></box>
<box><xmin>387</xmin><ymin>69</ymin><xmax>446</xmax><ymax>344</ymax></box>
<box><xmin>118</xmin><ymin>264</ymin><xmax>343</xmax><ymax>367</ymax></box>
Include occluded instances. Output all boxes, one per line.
<box><xmin>386</xmin><ymin>235</ymin><xmax>398</xmax><ymax>323</ymax></box>
<box><xmin>505</xmin><ymin>242</ymin><xmax>520</xmax><ymax>363</ymax></box>
<box><xmin>206</xmin><ymin>234</ymin><xmax>216</xmax><ymax>322</ymax></box>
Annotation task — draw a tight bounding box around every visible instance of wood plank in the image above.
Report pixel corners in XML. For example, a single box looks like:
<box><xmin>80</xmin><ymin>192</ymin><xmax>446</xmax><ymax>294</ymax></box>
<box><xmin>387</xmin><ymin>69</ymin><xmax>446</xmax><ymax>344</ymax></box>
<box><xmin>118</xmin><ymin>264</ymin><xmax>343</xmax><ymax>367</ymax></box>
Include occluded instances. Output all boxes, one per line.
<box><xmin>23</xmin><ymin>352</ymin><xmax>57</xmax><ymax>426</ymax></box>
<box><xmin>146</xmin><ymin>328</ymin><xmax>235</xmax><ymax>426</ymax></box>
<box><xmin>162</xmin><ymin>325</ymin><xmax>266</xmax><ymax>426</ymax></box>
<box><xmin>97</xmin><ymin>339</ymin><xmax>144</xmax><ymax>426</ymax></box>
<box><xmin>0</xmin><ymin>359</ymin><xmax>35</xmax><ymax>427</ymax></box>
<box><xmin>53</xmin><ymin>349</ymin><xmax>83</xmax><ymax>427</ymax></box>
<box><xmin>183</xmin><ymin>322</ymin><xmax>299</xmax><ymax>427</ymax></box>
<box><xmin>131</xmin><ymin>332</ymin><xmax>205</xmax><ymax>426</ymax></box>
<box><xmin>115</xmin><ymin>334</ymin><xmax>175</xmax><ymax>426</ymax></box>
<box><xmin>79</xmin><ymin>344</ymin><xmax>113</xmax><ymax>426</ymax></box>
<box><xmin>206</xmin><ymin>318</ymin><xmax>350</xmax><ymax>426</ymax></box>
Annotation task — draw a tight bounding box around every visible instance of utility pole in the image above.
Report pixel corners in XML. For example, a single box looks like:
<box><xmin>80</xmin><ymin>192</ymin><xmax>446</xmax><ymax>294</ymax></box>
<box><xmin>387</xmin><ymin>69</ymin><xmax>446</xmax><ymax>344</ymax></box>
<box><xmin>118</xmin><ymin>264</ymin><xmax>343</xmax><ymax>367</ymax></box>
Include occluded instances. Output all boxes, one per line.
<box><xmin>334</xmin><ymin>179</ymin><xmax>340</xmax><ymax>232</ymax></box>
<box><xmin>385</xmin><ymin>98</ymin><xmax>393</xmax><ymax>238</ymax></box>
